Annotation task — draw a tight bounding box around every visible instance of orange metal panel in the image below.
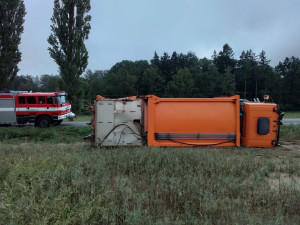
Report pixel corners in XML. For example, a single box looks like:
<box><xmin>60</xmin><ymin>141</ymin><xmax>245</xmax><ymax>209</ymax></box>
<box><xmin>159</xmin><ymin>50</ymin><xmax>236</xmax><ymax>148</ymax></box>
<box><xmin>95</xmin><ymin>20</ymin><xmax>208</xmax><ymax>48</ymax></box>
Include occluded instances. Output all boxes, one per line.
<box><xmin>241</xmin><ymin>103</ymin><xmax>279</xmax><ymax>147</ymax></box>
<box><xmin>146</xmin><ymin>95</ymin><xmax>240</xmax><ymax>147</ymax></box>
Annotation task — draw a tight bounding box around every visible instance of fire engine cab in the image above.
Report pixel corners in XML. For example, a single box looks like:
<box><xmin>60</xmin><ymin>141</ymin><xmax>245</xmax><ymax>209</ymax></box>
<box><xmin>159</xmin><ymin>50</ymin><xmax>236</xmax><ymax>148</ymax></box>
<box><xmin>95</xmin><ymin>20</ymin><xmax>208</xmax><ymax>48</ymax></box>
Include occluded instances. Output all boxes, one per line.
<box><xmin>0</xmin><ymin>91</ymin><xmax>75</xmax><ymax>128</ymax></box>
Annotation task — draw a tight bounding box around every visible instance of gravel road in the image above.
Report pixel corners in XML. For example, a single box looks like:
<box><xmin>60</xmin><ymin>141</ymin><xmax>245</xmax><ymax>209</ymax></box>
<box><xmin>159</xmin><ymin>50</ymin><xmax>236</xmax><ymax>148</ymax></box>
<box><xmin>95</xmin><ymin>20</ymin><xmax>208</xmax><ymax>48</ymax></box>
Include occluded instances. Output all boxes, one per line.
<box><xmin>61</xmin><ymin>121</ymin><xmax>90</xmax><ymax>126</ymax></box>
<box><xmin>283</xmin><ymin>118</ymin><xmax>300</xmax><ymax>125</ymax></box>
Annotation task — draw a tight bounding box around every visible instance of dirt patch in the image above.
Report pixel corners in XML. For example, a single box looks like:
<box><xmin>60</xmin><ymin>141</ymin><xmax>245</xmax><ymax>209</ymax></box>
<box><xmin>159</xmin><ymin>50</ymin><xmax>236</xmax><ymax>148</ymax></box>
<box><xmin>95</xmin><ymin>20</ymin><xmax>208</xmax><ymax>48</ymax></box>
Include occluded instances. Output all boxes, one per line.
<box><xmin>268</xmin><ymin>172</ymin><xmax>300</xmax><ymax>191</ymax></box>
<box><xmin>279</xmin><ymin>141</ymin><xmax>300</xmax><ymax>152</ymax></box>
<box><xmin>267</xmin><ymin>142</ymin><xmax>300</xmax><ymax>161</ymax></box>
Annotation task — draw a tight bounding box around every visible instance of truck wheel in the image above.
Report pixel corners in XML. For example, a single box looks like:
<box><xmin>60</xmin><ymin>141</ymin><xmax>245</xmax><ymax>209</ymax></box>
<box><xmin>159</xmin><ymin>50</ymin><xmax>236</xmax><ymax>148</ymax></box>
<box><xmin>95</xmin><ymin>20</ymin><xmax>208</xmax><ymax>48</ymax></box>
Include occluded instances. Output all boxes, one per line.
<box><xmin>37</xmin><ymin>116</ymin><xmax>51</xmax><ymax>128</ymax></box>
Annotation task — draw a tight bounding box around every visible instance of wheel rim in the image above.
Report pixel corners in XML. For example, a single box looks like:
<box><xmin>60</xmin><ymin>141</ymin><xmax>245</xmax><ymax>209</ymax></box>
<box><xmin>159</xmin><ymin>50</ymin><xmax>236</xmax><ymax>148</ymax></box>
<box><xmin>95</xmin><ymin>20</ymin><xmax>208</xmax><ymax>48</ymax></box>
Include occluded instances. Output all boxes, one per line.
<box><xmin>39</xmin><ymin>118</ymin><xmax>49</xmax><ymax>128</ymax></box>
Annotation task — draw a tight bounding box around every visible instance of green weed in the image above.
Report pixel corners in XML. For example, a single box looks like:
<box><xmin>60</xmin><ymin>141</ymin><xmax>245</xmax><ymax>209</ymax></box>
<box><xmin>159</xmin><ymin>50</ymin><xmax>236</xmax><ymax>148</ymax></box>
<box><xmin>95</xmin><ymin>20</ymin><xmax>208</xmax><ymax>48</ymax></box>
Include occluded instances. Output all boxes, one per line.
<box><xmin>67</xmin><ymin>115</ymin><xmax>91</xmax><ymax>122</ymax></box>
<box><xmin>280</xmin><ymin>124</ymin><xmax>300</xmax><ymax>142</ymax></box>
<box><xmin>284</xmin><ymin>111</ymin><xmax>300</xmax><ymax>119</ymax></box>
<box><xmin>0</xmin><ymin>126</ymin><xmax>91</xmax><ymax>144</ymax></box>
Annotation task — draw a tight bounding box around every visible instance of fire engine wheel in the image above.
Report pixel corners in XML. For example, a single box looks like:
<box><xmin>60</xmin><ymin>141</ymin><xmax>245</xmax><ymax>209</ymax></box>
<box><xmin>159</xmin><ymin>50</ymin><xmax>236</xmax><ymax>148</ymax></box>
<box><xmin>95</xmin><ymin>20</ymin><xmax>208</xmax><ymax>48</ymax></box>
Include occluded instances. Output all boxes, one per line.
<box><xmin>37</xmin><ymin>116</ymin><xmax>51</xmax><ymax>128</ymax></box>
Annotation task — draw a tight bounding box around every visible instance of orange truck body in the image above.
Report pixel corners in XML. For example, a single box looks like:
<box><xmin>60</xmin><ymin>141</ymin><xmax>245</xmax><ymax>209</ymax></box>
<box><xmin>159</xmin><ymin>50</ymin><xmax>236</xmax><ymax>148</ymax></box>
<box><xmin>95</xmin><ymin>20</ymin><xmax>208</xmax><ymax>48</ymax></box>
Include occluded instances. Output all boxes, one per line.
<box><xmin>145</xmin><ymin>95</ymin><xmax>240</xmax><ymax>147</ymax></box>
<box><xmin>91</xmin><ymin>95</ymin><xmax>282</xmax><ymax>148</ymax></box>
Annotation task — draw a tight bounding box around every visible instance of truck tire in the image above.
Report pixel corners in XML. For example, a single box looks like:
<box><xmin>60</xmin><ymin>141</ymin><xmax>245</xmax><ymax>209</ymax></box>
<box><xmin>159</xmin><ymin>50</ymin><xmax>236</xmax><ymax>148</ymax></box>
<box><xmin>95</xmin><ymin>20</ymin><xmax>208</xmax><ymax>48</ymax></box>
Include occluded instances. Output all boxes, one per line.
<box><xmin>37</xmin><ymin>116</ymin><xmax>51</xmax><ymax>128</ymax></box>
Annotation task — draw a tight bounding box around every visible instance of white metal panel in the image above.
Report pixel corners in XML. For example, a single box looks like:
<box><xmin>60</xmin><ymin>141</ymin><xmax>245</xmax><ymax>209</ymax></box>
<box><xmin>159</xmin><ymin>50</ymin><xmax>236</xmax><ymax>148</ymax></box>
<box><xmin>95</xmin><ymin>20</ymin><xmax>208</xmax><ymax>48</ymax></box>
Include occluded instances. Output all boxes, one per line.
<box><xmin>95</xmin><ymin>99</ymin><xmax>143</xmax><ymax>146</ymax></box>
<box><xmin>0</xmin><ymin>98</ymin><xmax>17</xmax><ymax>124</ymax></box>
<box><xmin>95</xmin><ymin>100</ymin><xmax>114</xmax><ymax>145</ymax></box>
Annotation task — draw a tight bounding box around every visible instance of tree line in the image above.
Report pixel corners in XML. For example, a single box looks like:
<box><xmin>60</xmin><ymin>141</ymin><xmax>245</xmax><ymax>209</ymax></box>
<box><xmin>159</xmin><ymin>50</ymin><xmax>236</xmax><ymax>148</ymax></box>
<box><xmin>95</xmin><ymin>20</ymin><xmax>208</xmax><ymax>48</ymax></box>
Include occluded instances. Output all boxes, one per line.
<box><xmin>12</xmin><ymin>44</ymin><xmax>300</xmax><ymax>112</ymax></box>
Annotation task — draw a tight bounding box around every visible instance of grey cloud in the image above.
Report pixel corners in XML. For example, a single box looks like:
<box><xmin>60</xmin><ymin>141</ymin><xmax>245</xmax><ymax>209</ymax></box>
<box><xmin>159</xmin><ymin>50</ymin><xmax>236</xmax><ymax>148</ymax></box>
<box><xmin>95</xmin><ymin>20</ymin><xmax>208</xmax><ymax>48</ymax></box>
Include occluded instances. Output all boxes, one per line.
<box><xmin>19</xmin><ymin>0</ymin><xmax>300</xmax><ymax>75</ymax></box>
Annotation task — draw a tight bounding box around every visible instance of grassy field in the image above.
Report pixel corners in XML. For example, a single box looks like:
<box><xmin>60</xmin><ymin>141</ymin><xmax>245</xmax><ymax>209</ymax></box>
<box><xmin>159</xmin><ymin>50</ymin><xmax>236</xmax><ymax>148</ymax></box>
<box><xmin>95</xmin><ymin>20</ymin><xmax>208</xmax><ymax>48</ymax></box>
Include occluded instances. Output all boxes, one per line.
<box><xmin>280</xmin><ymin>124</ymin><xmax>300</xmax><ymax>142</ymax></box>
<box><xmin>66</xmin><ymin>115</ymin><xmax>91</xmax><ymax>122</ymax></box>
<box><xmin>0</xmin><ymin>126</ymin><xmax>91</xmax><ymax>144</ymax></box>
<box><xmin>284</xmin><ymin>111</ymin><xmax>300</xmax><ymax>118</ymax></box>
<box><xmin>0</xmin><ymin>125</ymin><xmax>299</xmax><ymax>224</ymax></box>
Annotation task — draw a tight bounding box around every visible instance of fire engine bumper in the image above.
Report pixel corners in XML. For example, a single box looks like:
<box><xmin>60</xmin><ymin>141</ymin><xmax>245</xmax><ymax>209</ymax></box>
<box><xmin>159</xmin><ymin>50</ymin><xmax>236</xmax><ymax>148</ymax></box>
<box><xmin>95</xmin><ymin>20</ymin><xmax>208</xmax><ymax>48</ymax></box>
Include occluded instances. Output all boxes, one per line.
<box><xmin>57</xmin><ymin>112</ymin><xmax>76</xmax><ymax>120</ymax></box>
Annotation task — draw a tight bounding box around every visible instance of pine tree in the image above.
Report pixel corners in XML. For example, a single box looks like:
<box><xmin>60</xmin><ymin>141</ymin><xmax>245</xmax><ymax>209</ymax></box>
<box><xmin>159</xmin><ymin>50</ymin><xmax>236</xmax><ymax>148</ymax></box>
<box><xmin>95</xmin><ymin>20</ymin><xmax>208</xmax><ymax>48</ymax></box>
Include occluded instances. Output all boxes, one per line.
<box><xmin>160</xmin><ymin>52</ymin><xmax>172</xmax><ymax>82</ymax></box>
<box><xmin>150</xmin><ymin>51</ymin><xmax>160</xmax><ymax>68</ymax></box>
<box><xmin>275</xmin><ymin>57</ymin><xmax>300</xmax><ymax>106</ymax></box>
<box><xmin>213</xmin><ymin>44</ymin><xmax>236</xmax><ymax>74</ymax></box>
<box><xmin>258</xmin><ymin>50</ymin><xmax>274</xmax><ymax>96</ymax></box>
<box><xmin>236</xmin><ymin>50</ymin><xmax>259</xmax><ymax>99</ymax></box>
<box><xmin>0</xmin><ymin>0</ymin><xmax>26</xmax><ymax>89</ymax></box>
<box><xmin>48</xmin><ymin>0</ymin><xmax>91</xmax><ymax>113</ymax></box>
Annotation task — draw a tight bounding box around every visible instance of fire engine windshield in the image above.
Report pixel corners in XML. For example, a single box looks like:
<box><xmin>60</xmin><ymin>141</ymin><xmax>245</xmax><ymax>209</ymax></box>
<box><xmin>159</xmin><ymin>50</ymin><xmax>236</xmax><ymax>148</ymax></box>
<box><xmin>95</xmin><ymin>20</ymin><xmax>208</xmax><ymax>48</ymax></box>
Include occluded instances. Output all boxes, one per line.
<box><xmin>56</xmin><ymin>94</ymin><xmax>69</xmax><ymax>104</ymax></box>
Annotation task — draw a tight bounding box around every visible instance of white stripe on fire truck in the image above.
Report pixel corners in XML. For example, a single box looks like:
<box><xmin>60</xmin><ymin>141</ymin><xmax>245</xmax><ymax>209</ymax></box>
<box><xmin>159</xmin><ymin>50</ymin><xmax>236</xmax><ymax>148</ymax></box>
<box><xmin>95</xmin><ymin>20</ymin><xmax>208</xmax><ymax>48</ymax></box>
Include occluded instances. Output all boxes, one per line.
<box><xmin>0</xmin><ymin>108</ymin><xmax>15</xmax><ymax>112</ymax></box>
<box><xmin>15</xmin><ymin>106</ymin><xmax>71</xmax><ymax>112</ymax></box>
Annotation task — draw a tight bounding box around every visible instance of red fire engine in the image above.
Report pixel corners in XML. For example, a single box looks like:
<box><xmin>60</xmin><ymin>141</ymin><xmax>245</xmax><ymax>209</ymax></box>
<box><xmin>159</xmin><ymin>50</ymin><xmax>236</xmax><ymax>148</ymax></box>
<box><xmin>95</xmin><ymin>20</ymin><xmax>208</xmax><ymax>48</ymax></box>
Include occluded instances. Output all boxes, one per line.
<box><xmin>0</xmin><ymin>91</ymin><xmax>75</xmax><ymax>128</ymax></box>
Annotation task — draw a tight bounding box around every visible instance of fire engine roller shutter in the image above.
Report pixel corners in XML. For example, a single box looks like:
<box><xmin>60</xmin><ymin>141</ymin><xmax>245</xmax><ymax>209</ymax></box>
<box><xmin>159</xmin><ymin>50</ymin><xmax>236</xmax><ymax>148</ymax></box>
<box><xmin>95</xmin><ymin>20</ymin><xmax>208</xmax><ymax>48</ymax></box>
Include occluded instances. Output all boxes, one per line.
<box><xmin>0</xmin><ymin>97</ymin><xmax>17</xmax><ymax>124</ymax></box>
<box><xmin>257</xmin><ymin>117</ymin><xmax>270</xmax><ymax>135</ymax></box>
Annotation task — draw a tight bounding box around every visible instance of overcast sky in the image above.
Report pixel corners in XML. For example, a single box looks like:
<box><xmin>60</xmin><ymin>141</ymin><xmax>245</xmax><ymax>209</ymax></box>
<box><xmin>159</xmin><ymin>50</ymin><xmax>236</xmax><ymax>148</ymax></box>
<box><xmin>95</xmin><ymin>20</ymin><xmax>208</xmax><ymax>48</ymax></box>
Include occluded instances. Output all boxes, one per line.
<box><xmin>19</xmin><ymin>0</ymin><xmax>300</xmax><ymax>75</ymax></box>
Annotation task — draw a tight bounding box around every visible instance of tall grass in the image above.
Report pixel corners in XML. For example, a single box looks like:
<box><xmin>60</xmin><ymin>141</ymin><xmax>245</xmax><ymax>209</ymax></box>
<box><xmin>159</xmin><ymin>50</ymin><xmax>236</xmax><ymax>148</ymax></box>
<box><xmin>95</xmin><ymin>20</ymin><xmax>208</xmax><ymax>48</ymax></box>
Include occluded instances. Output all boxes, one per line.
<box><xmin>284</xmin><ymin>111</ymin><xmax>300</xmax><ymax>118</ymax></box>
<box><xmin>280</xmin><ymin>124</ymin><xmax>300</xmax><ymax>142</ymax></box>
<box><xmin>0</xmin><ymin>125</ymin><xmax>299</xmax><ymax>224</ymax></box>
<box><xmin>0</xmin><ymin>126</ymin><xmax>91</xmax><ymax>143</ymax></box>
<box><xmin>68</xmin><ymin>115</ymin><xmax>91</xmax><ymax>122</ymax></box>
<box><xmin>0</xmin><ymin>143</ymin><xmax>299</xmax><ymax>225</ymax></box>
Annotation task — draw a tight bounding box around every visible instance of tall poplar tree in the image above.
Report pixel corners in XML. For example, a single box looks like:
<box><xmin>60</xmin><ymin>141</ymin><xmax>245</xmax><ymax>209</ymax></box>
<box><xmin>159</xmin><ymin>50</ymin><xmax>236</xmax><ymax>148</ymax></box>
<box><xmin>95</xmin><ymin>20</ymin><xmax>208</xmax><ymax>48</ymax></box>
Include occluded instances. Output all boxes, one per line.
<box><xmin>48</xmin><ymin>0</ymin><xmax>91</xmax><ymax>113</ymax></box>
<box><xmin>0</xmin><ymin>0</ymin><xmax>26</xmax><ymax>89</ymax></box>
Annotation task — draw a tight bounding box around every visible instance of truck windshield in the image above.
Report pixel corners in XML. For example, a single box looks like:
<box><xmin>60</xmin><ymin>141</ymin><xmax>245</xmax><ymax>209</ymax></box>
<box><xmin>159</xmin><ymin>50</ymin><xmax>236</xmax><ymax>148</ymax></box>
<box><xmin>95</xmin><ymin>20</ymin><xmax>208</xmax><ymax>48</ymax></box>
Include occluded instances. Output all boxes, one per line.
<box><xmin>56</xmin><ymin>94</ymin><xmax>69</xmax><ymax>104</ymax></box>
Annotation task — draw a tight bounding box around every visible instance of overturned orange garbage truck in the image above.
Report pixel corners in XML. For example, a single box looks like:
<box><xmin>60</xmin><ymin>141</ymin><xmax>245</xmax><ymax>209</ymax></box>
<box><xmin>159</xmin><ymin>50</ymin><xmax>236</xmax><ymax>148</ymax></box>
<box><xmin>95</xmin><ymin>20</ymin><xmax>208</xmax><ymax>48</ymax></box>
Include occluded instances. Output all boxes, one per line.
<box><xmin>88</xmin><ymin>95</ymin><xmax>283</xmax><ymax>148</ymax></box>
